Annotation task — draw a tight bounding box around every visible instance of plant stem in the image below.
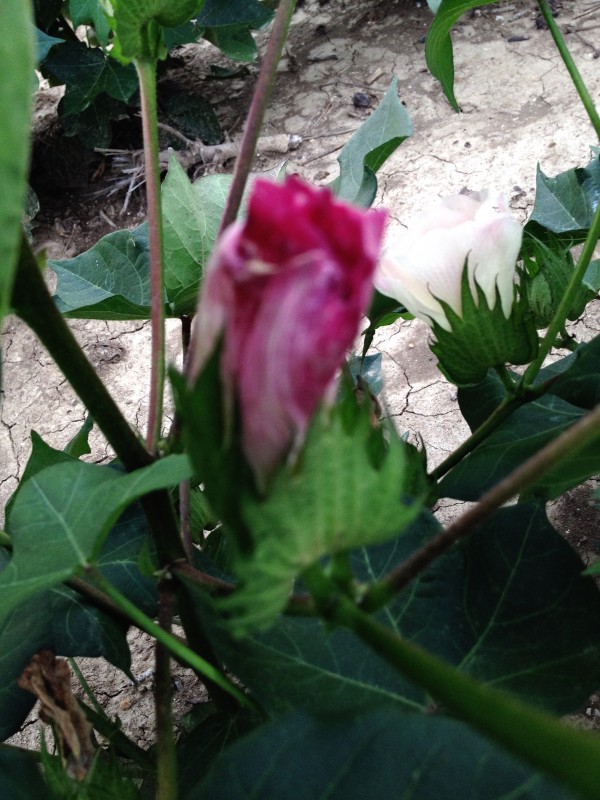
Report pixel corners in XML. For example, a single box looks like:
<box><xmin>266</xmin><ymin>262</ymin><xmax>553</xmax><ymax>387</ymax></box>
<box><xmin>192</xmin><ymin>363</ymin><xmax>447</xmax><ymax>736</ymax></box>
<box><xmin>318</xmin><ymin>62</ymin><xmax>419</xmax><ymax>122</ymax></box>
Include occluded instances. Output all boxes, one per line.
<box><xmin>0</xmin><ymin>531</ymin><xmax>11</xmax><ymax>548</ymax></box>
<box><xmin>155</xmin><ymin>586</ymin><xmax>177</xmax><ymax>800</ymax></box>
<box><xmin>89</xmin><ymin>569</ymin><xmax>259</xmax><ymax>713</ymax></box>
<box><xmin>363</xmin><ymin>401</ymin><xmax>600</xmax><ymax>611</ymax></box>
<box><xmin>303</xmin><ymin>563</ymin><xmax>600</xmax><ymax>800</ymax></box>
<box><xmin>522</xmin><ymin>199</ymin><xmax>600</xmax><ymax>387</ymax></box>
<box><xmin>537</xmin><ymin>0</ymin><xmax>600</xmax><ymax>141</ymax></box>
<box><xmin>135</xmin><ymin>57</ymin><xmax>165</xmax><ymax>454</ymax></box>
<box><xmin>12</xmin><ymin>235</ymin><xmax>152</xmax><ymax>472</ymax></box>
<box><xmin>217</xmin><ymin>0</ymin><xmax>296</xmax><ymax>235</ymax></box>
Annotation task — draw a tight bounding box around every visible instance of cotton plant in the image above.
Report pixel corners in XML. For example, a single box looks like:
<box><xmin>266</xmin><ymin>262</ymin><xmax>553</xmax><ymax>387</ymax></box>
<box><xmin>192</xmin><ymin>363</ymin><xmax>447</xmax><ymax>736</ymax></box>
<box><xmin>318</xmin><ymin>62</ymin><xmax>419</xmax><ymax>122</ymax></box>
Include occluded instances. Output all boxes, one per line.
<box><xmin>3</xmin><ymin>1</ymin><xmax>600</xmax><ymax>799</ymax></box>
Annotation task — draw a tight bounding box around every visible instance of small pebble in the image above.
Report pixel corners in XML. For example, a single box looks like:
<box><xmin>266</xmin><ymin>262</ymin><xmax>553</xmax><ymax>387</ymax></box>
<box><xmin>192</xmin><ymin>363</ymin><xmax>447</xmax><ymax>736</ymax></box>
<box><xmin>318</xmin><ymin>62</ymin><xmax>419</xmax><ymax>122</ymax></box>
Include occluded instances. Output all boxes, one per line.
<box><xmin>353</xmin><ymin>92</ymin><xmax>372</xmax><ymax>109</ymax></box>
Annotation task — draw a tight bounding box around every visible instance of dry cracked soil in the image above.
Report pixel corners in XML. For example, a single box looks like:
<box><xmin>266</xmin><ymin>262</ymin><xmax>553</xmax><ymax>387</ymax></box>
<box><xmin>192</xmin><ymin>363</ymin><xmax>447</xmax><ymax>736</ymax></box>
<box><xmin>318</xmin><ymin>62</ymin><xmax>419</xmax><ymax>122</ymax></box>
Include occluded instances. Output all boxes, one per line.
<box><xmin>4</xmin><ymin>0</ymin><xmax>600</xmax><ymax>750</ymax></box>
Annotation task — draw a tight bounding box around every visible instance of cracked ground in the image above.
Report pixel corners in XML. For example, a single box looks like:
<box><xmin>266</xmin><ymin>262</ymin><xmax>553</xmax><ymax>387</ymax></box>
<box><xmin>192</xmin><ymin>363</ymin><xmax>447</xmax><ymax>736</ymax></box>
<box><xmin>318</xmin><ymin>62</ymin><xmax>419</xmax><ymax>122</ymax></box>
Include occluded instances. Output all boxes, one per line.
<box><xmin>4</xmin><ymin>0</ymin><xmax>600</xmax><ymax>748</ymax></box>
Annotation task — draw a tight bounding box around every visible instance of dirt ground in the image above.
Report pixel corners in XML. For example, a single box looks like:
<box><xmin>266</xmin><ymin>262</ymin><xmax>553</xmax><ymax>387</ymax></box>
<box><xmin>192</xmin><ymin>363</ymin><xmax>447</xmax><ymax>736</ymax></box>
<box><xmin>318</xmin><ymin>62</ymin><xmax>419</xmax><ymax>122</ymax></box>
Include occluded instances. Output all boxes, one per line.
<box><xmin>4</xmin><ymin>0</ymin><xmax>600</xmax><ymax>749</ymax></box>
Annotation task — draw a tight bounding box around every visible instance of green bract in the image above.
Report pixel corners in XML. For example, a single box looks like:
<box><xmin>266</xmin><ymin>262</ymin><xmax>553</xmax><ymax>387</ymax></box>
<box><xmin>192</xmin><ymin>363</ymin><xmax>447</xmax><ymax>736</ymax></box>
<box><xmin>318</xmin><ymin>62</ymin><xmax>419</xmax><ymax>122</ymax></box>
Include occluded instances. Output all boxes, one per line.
<box><xmin>429</xmin><ymin>264</ymin><xmax>539</xmax><ymax>387</ymax></box>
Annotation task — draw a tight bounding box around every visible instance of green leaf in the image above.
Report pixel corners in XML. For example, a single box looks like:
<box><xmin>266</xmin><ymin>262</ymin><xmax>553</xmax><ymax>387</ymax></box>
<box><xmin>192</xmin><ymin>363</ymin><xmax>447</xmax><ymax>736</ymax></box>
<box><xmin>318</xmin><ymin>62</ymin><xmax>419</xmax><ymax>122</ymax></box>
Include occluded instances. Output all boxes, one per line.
<box><xmin>223</xmin><ymin>406</ymin><xmax>425</xmax><ymax>634</ymax></box>
<box><xmin>583</xmin><ymin>258</ymin><xmax>600</xmax><ymax>291</ymax></box>
<box><xmin>203</xmin><ymin>24</ymin><xmax>258</xmax><ymax>61</ymax></box>
<box><xmin>457</xmin><ymin>370</ymin><xmax>507</xmax><ymax>432</ymax></box>
<box><xmin>107</xmin><ymin>0</ymin><xmax>206</xmax><ymax>61</ymax></box>
<box><xmin>331</xmin><ymin>78</ymin><xmax>413</xmax><ymax>206</ymax></box>
<box><xmin>523</xmin><ymin>231</ymin><xmax>595</xmax><ymax>328</ymax></box>
<box><xmin>439</xmin><ymin>394</ymin><xmax>600</xmax><ymax>501</ymax></box>
<box><xmin>196</xmin><ymin>0</ymin><xmax>272</xmax><ymax>28</ymax></box>
<box><xmin>64</xmin><ymin>415</ymin><xmax>94</xmax><ymax>457</ymax></box>
<box><xmin>456</xmin><ymin>503</ymin><xmax>600</xmax><ymax>710</ymax></box>
<box><xmin>425</xmin><ymin>0</ymin><xmax>499</xmax><ymax>111</ymax></box>
<box><xmin>52</xmin><ymin>167</ymin><xmax>229</xmax><ymax>318</ymax></box>
<box><xmin>0</xmin><ymin>500</ymin><xmax>158</xmax><ymax>739</ymax></box>
<box><xmin>177</xmin><ymin>710</ymin><xmax>259</xmax><ymax>797</ymax></box>
<box><xmin>51</xmin><ymin>224</ymin><xmax>153</xmax><ymax>319</ymax></box>
<box><xmin>68</xmin><ymin>0</ymin><xmax>111</xmax><ymax>45</ymax></box>
<box><xmin>527</xmin><ymin>156</ymin><xmax>600</xmax><ymax>240</ymax></box>
<box><xmin>547</xmin><ymin>337</ymin><xmax>600</xmax><ymax>411</ymax></box>
<box><xmin>347</xmin><ymin>352</ymin><xmax>383</xmax><ymax>395</ymax></box>
<box><xmin>59</xmin><ymin>93</ymin><xmax>128</xmax><ymax>149</ymax></box>
<box><xmin>0</xmin><ymin>0</ymin><xmax>34</xmax><ymax>332</ymax></box>
<box><xmin>43</xmin><ymin>41</ymin><xmax>138</xmax><ymax>115</ymax></box>
<box><xmin>5</xmin><ymin>431</ymin><xmax>77</xmax><ymax>520</ymax></box>
<box><xmin>0</xmin><ymin>747</ymin><xmax>47</xmax><ymax>797</ymax></box>
<box><xmin>162</xmin><ymin>159</ymin><xmax>230</xmax><ymax>315</ymax></box>
<box><xmin>35</xmin><ymin>28</ymin><xmax>64</xmax><ymax>63</ymax></box>
<box><xmin>162</xmin><ymin>91</ymin><xmax>222</xmax><ymax>146</ymax></box>
<box><xmin>192</xmin><ymin>709</ymin><xmax>574</xmax><ymax>800</ymax></box>
<box><xmin>2</xmin><ymin>454</ymin><xmax>191</xmax><ymax>615</ymax></box>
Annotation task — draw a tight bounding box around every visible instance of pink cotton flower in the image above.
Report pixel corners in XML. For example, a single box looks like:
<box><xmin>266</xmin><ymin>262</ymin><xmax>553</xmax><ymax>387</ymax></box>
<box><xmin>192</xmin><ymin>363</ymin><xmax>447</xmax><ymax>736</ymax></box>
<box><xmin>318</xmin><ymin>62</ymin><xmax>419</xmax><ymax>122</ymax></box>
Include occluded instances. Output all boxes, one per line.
<box><xmin>189</xmin><ymin>176</ymin><xmax>387</xmax><ymax>489</ymax></box>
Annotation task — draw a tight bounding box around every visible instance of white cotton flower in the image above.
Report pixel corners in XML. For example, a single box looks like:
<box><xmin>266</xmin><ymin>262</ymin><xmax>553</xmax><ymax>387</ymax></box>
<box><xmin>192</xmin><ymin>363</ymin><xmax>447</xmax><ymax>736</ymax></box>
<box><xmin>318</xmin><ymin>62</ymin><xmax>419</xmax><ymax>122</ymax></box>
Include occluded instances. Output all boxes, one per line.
<box><xmin>375</xmin><ymin>190</ymin><xmax>523</xmax><ymax>331</ymax></box>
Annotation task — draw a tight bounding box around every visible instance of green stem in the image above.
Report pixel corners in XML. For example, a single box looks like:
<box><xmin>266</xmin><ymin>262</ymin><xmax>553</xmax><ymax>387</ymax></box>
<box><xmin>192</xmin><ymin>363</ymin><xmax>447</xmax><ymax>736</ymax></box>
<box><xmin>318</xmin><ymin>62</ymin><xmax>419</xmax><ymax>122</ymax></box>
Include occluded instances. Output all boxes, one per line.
<box><xmin>217</xmin><ymin>0</ymin><xmax>296</xmax><ymax>235</ymax></box>
<box><xmin>493</xmin><ymin>365</ymin><xmax>516</xmax><ymax>394</ymax></box>
<box><xmin>537</xmin><ymin>0</ymin><xmax>600</xmax><ymax>141</ymax></box>
<box><xmin>305</xmin><ymin>563</ymin><xmax>600</xmax><ymax>800</ymax></box>
<box><xmin>155</xmin><ymin>587</ymin><xmax>177</xmax><ymax>800</ymax></box>
<box><xmin>0</xmin><ymin>530</ymin><xmax>11</xmax><ymax>548</ymax></box>
<box><xmin>364</xmin><ymin>401</ymin><xmax>600</xmax><ymax>611</ymax></box>
<box><xmin>12</xmin><ymin>235</ymin><xmax>152</xmax><ymax>472</ymax></box>
<box><xmin>135</xmin><ymin>57</ymin><xmax>165</xmax><ymax>453</ymax></box>
<box><xmin>523</xmin><ymin>199</ymin><xmax>600</xmax><ymax>387</ymax></box>
<box><xmin>89</xmin><ymin>569</ymin><xmax>259</xmax><ymax>713</ymax></box>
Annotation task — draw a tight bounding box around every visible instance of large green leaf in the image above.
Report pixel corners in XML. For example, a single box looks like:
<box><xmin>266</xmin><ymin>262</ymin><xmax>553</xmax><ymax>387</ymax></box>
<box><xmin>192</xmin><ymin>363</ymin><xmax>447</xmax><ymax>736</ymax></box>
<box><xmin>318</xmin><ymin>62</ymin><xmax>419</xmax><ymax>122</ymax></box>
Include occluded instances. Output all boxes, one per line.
<box><xmin>51</xmin><ymin>224</ymin><xmax>154</xmax><ymax>319</ymax></box>
<box><xmin>52</xmin><ymin>167</ymin><xmax>230</xmax><ymax>318</ymax></box>
<box><xmin>177</xmin><ymin>710</ymin><xmax>259</xmax><ymax>797</ymax></box>
<box><xmin>162</xmin><ymin>158</ymin><xmax>231</xmax><ymax>315</ymax></box>
<box><xmin>439</xmin><ymin>394</ymin><xmax>600</xmax><ymax>501</ymax></box>
<box><xmin>331</xmin><ymin>78</ymin><xmax>413</xmax><ymax>206</ymax></box>
<box><xmin>2</xmin><ymin>454</ymin><xmax>190</xmax><ymax>615</ymax></box>
<box><xmin>0</xmin><ymin>501</ymin><xmax>159</xmax><ymax>741</ymax></box>
<box><xmin>425</xmin><ymin>0</ymin><xmax>499</xmax><ymax>111</ymax></box>
<box><xmin>527</xmin><ymin>156</ymin><xmax>600</xmax><ymax>241</ymax></box>
<box><xmin>202</xmin><ymin>504</ymin><xmax>600</xmax><ymax>717</ymax></box>
<box><xmin>0</xmin><ymin>0</ymin><xmax>34</xmax><ymax>331</ymax></box>
<box><xmin>190</xmin><ymin>709</ymin><xmax>574</xmax><ymax>799</ymax></box>
<box><xmin>42</xmin><ymin>40</ymin><xmax>138</xmax><ymax>115</ymax></box>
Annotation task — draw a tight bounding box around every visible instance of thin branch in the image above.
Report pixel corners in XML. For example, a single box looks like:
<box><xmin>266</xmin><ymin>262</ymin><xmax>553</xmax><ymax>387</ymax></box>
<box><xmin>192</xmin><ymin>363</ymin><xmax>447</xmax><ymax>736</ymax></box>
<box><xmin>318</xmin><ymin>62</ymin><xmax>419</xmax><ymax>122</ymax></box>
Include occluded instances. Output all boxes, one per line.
<box><xmin>537</xmin><ymin>0</ymin><xmax>600</xmax><ymax>140</ymax></box>
<box><xmin>136</xmin><ymin>57</ymin><xmax>165</xmax><ymax>454</ymax></box>
<box><xmin>217</xmin><ymin>0</ymin><xmax>297</xmax><ymax>235</ymax></box>
<box><xmin>155</xmin><ymin>586</ymin><xmax>177</xmax><ymax>800</ymax></box>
